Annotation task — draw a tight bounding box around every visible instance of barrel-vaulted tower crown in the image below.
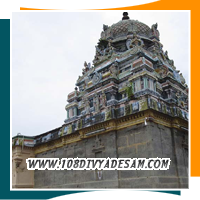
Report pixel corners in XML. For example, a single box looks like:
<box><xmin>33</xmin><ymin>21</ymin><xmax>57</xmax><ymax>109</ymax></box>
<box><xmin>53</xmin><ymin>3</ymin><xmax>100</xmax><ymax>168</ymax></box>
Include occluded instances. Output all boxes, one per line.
<box><xmin>101</xmin><ymin>16</ymin><xmax>153</xmax><ymax>41</ymax></box>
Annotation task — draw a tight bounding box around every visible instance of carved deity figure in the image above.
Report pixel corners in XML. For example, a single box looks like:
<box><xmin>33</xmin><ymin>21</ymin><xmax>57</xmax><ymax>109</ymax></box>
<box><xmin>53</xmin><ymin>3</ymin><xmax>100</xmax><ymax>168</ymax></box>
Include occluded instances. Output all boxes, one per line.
<box><xmin>84</xmin><ymin>61</ymin><xmax>87</xmax><ymax>68</ymax></box>
<box><xmin>84</xmin><ymin>61</ymin><xmax>90</xmax><ymax>72</ymax></box>
<box><xmin>169</xmin><ymin>59</ymin><xmax>175</xmax><ymax>68</ymax></box>
<box><xmin>92</xmin><ymin>71</ymin><xmax>102</xmax><ymax>85</ymax></box>
<box><xmin>164</xmin><ymin>51</ymin><xmax>169</xmax><ymax>60</ymax></box>
<box><xmin>159</xmin><ymin>66</ymin><xmax>168</xmax><ymax>78</ymax></box>
<box><xmin>93</xmin><ymin>46</ymin><xmax>103</xmax><ymax>64</ymax></box>
<box><xmin>133</xmin><ymin>33</ymin><xmax>143</xmax><ymax>46</ymax></box>
<box><xmin>151</xmin><ymin>23</ymin><xmax>160</xmax><ymax>39</ymax></box>
<box><xmin>107</xmin><ymin>39</ymin><xmax>115</xmax><ymax>56</ymax></box>
<box><xmin>176</xmin><ymin>91</ymin><xmax>182</xmax><ymax>106</ymax></box>
<box><xmin>150</xmin><ymin>40</ymin><xmax>162</xmax><ymax>57</ymax></box>
<box><xmin>82</xmin><ymin>68</ymin><xmax>85</xmax><ymax>75</ymax></box>
<box><xmin>110</xmin><ymin>62</ymin><xmax>118</xmax><ymax>79</ymax></box>
<box><xmin>180</xmin><ymin>73</ymin><xmax>186</xmax><ymax>85</ymax></box>
<box><xmin>95</xmin><ymin>46</ymin><xmax>103</xmax><ymax>56</ymax></box>
<box><xmin>100</xmin><ymin>91</ymin><xmax>107</xmax><ymax>107</ymax></box>
<box><xmin>84</xmin><ymin>98</ymin><xmax>90</xmax><ymax>114</ymax></box>
<box><xmin>101</xmin><ymin>24</ymin><xmax>111</xmax><ymax>39</ymax></box>
<box><xmin>164</xmin><ymin>51</ymin><xmax>175</xmax><ymax>67</ymax></box>
<box><xmin>103</xmin><ymin>24</ymin><xmax>108</xmax><ymax>31</ymax></box>
<box><xmin>126</xmin><ymin>34</ymin><xmax>144</xmax><ymax>49</ymax></box>
<box><xmin>84</xmin><ymin>75</ymin><xmax>91</xmax><ymax>87</ymax></box>
<box><xmin>94</xmin><ymin>94</ymin><xmax>100</xmax><ymax>113</ymax></box>
<box><xmin>93</xmin><ymin>38</ymin><xmax>115</xmax><ymax>64</ymax></box>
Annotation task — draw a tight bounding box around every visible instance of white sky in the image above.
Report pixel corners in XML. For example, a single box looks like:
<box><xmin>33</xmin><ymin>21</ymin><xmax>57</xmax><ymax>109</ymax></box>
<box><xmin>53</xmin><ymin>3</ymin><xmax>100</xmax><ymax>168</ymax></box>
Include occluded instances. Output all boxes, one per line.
<box><xmin>12</xmin><ymin>11</ymin><xmax>190</xmax><ymax>137</ymax></box>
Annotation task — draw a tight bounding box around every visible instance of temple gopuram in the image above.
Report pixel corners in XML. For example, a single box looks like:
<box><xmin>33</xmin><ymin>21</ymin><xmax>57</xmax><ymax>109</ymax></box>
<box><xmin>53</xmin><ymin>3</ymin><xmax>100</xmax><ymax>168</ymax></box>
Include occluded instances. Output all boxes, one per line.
<box><xmin>12</xmin><ymin>13</ymin><xmax>188</xmax><ymax>188</ymax></box>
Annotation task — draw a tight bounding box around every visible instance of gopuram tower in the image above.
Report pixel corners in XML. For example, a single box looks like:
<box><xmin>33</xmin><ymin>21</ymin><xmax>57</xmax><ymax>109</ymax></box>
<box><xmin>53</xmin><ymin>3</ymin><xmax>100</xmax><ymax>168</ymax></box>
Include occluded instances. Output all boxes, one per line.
<box><xmin>13</xmin><ymin>13</ymin><xmax>188</xmax><ymax>188</ymax></box>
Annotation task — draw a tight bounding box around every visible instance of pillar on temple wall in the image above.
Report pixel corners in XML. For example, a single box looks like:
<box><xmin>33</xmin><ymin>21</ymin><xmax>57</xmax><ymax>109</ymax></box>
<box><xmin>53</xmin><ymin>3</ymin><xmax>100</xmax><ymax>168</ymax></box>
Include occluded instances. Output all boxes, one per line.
<box><xmin>111</xmin><ymin>93</ymin><xmax>115</xmax><ymax>100</ymax></box>
<box><xmin>150</xmin><ymin>79</ymin><xmax>154</xmax><ymax>90</ymax></box>
<box><xmin>135</xmin><ymin>78</ymin><xmax>140</xmax><ymax>92</ymax></box>
<box><xmin>74</xmin><ymin>107</ymin><xmax>77</xmax><ymax>116</ymax></box>
<box><xmin>154</xmin><ymin>81</ymin><xmax>157</xmax><ymax>92</ymax></box>
<box><xmin>147</xmin><ymin>78</ymin><xmax>150</xmax><ymax>89</ymax></box>
<box><xmin>166</xmin><ymin>89</ymin><xmax>172</xmax><ymax>99</ymax></box>
<box><xmin>109</xmin><ymin>89</ymin><xmax>117</xmax><ymax>100</ymax></box>
<box><xmin>133</xmin><ymin>81</ymin><xmax>136</xmax><ymax>93</ymax></box>
<box><xmin>69</xmin><ymin>108</ymin><xmax>73</xmax><ymax>118</ymax></box>
<box><xmin>141</xmin><ymin>77</ymin><xmax>144</xmax><ymax>90</ymax></box>
<box><xmin>144</xmin><ymin>77</ymin><xmax>148</xmax><ymax>89</ymax></box>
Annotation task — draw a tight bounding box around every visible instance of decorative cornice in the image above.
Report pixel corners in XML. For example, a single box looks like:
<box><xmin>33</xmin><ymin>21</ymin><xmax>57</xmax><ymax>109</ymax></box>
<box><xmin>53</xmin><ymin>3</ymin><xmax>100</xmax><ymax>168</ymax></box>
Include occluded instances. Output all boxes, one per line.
<box><xmin>34</xmin><ymin>109</ymin><xmax>188</xmax><ymax>155</ymax></box>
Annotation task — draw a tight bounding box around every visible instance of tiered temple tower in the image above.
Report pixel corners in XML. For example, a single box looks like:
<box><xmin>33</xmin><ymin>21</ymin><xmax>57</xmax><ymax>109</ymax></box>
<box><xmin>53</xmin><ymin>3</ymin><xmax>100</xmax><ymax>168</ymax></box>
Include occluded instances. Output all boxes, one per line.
<box><xmin>12</xmin><ymin>13</ymin><xmax>188</xmax><ymax>188</ymax></box>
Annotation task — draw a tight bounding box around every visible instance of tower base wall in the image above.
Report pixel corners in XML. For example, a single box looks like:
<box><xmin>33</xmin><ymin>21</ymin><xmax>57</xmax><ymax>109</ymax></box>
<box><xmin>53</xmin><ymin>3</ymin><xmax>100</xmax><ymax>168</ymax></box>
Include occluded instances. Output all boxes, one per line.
<box><xmin>34</xmin><ymin>122</ymin><xmax>188</xmax><ymax>188</ymax></box>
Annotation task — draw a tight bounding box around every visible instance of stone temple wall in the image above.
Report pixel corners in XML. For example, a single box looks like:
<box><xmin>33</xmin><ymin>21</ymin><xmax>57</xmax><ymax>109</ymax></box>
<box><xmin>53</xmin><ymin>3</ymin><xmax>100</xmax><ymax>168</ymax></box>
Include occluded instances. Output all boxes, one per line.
<box><xmin>34</xmin><ymin>122</ymin><xmax>188</xmax><ymax>188</ymax></box>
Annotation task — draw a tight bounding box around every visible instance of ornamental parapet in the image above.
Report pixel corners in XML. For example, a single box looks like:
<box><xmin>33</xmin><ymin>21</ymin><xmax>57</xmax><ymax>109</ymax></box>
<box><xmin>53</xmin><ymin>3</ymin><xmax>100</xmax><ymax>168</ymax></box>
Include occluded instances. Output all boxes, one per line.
<box><xmin>107</xmin><ymin>99</ymin><xmax>118</xmax><ymax>106</ymax></box>
<box><xmin>134</xmin><ymin>89</ymin><xmax>160</xmax><ymax>98</ymax></box>
<box><xmin>67</xmin><ymin>90</ymin><xmax>79</xmax><ymax>102</ymax></box>
<box><xmin>64</xmin><ymin>116</ymin><xmax>78</xmax><ymax>124</ymax></box>
<box><xmin>65</xmin><ymin>102</ymin><xmax>78</xmax><ymax>110</ymax></box>
<box><xmin>12</xmin><ymin>135</ymin><xmax>35</xmax><ymax>147</ymax></box>
<box><xmin>128</xmin><ymin>69</ymin><xmax>157</xmax><ymax>82</ymax></box>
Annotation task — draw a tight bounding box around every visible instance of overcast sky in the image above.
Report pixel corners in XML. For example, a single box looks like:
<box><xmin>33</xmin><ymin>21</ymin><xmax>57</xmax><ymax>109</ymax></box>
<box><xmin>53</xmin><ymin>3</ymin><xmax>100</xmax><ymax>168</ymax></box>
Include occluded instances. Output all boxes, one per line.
<box><xmin>12</xmin><ymin>11</ymin><xmax>190</xmax><ymax>137</ymax></box>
